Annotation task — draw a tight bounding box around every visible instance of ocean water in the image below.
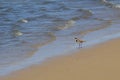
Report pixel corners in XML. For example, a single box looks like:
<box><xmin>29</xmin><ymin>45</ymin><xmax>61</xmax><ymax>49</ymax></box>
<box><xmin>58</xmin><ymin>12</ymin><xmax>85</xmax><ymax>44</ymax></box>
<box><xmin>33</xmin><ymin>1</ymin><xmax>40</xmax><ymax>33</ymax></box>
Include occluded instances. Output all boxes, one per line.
<box><xmin>0</xmin><ymin>0</ymin><xmax>120</xmax><ymax>75</ymax></box>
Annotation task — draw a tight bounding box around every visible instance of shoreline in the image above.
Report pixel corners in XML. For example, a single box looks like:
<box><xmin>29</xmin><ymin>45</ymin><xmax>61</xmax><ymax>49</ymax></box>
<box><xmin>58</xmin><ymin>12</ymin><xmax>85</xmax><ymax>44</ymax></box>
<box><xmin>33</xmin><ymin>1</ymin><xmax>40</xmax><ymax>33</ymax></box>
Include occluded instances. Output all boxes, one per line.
<box><xmin>1</xmin><ymin>37</ymin><xmax>120</xmax><ymax>80</ymax></box>
<box><xmin>0</xmin><ymin>28</ymin><xmax>120</xmax><ymax>76</ymax></box>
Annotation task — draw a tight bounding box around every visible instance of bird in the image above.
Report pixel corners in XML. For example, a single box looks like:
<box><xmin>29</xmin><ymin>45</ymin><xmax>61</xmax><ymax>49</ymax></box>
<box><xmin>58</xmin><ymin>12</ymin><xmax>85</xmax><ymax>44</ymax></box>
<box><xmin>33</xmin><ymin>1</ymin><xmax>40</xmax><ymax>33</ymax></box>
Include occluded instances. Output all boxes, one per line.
<box><xmin>74</xmin><ymin>37</ymin><xmax>86</xmax><ymax>48</ymax></box>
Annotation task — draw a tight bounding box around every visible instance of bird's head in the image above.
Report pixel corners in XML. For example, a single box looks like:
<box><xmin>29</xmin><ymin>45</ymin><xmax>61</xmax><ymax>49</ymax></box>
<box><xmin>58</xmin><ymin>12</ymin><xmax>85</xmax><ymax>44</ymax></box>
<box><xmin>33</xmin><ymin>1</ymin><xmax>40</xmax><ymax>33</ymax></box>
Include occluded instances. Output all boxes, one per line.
<box><xmin>74</xmin><ymin>37</ymin><xmax>77</xmax><ymax>39</ymax></box>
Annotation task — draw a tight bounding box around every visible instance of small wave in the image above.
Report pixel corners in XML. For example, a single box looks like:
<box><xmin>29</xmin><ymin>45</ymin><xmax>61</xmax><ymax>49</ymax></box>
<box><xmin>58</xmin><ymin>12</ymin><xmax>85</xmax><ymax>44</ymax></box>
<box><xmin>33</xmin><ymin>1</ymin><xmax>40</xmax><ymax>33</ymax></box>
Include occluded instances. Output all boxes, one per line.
<box><xmin>16</xmin><ymin>18</ymin><xmax>29</xmax><ymax>24</ymax></box>
<box><xmin>73</xmin><ymin>20</ymin><xmax>112</xmax><ymax>37</ymax></box>
<box><xmin>69</xmin><ymin>9</ymin><xmax>93</xmax><ymax>21</ymax></box>
<box><xmin>101</xmin><ymin>0</ymin><xmax>120</xmax><ymax>9</ymax></box>
<box><xmin>52</xmin><ymin>20</ymin><xmax>75</xmax><ymax>31</ymax></box>
<box><xmin>12</xmin><ymin>30</ymin><xmax>23</xmax><ymax>37</ymax></box>
<box><xmin>18</xmin><ymin>14</ymin><xmax>55</xmax><ymax>22</ymax></box>
<box><xmin>113</xmin><ymin>4</ymin><xmax>120</xmax><ymax>9</ymax></box>
<box><xmin>42</xmin><ymin>0</ymin><xmax>56</xmax><ymax>5</ymax></box>
<box><xmin>57</xmin><ymin>2</ymin><xmax>70</xmax><ymax>11</ymax></box>
<box><xmin>30</xmin><ymin>32</ymin><xmax>56</xmax><ymax>48</ymax></box>
<box><xmin>72</xmin><ymin>9</ymin><xmax>93</xmax><ymax>20</ymax></box>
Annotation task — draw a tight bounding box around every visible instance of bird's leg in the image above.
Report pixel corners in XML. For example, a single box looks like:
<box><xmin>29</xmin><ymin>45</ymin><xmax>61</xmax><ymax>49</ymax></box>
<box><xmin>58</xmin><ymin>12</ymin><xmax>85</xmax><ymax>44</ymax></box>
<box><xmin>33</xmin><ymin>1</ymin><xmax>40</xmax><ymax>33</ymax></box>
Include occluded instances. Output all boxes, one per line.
<box><xmin>78</xmin><ymin>43</ymin><xmax>80</xmax><ymax>48</ymax></box>
<box><xmin>81</xmin><ymin>43</ymin><xmax>82</xmax><ymax>48</ymax></box>
<box><xmin>79</xmin><ymin>43</ymin><xmax>81</xmax><ymax>48</ymax></box>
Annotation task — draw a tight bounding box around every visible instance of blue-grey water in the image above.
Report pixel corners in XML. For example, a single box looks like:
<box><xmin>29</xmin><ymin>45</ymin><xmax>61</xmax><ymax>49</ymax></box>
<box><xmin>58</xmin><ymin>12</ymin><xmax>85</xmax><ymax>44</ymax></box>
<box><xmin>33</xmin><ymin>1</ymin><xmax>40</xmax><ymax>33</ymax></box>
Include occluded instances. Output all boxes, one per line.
<box><xmin>0</xmin><ymin>0</ymin><xmax>120</xmax><ymax>75</ymax></box>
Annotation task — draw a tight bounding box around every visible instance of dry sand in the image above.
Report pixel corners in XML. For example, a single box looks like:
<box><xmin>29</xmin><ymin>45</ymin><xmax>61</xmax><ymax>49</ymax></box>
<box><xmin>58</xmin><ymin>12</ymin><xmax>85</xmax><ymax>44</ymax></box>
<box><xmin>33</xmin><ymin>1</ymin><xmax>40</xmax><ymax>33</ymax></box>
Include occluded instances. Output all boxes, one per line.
<box><xmin>1</xmin><ymin>38</ymin><xmax>120</xmax><ymax>80</ymax></box>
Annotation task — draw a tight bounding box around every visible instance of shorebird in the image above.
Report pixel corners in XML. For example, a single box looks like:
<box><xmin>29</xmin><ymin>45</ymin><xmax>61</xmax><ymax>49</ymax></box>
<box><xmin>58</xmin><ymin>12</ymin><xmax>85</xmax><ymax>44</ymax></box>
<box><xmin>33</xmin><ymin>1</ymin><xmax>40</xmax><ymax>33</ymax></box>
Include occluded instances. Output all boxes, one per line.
<box><xmin>74</xmin><ymin>37</ymin><xmax>86</xmax><ymax>48</ymax></box>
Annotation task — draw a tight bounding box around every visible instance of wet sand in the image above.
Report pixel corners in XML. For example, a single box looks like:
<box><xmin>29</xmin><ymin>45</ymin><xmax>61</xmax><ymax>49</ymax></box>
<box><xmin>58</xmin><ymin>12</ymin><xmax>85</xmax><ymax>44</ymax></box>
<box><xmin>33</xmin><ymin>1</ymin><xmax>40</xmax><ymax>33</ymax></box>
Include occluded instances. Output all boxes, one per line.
<box><xmin>1</xmin><ymin>38</ymin><xmax>120</xmax><ymax>80</ymax></box>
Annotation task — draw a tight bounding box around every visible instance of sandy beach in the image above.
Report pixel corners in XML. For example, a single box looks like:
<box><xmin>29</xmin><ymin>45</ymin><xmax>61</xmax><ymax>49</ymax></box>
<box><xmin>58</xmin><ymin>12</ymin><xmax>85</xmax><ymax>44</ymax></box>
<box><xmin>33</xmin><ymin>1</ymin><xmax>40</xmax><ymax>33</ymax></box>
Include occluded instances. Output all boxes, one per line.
<box><xmin>1</xmin><ymin>0</ymin><xmax>120</xmax><ymax>80</ymax></box>
<box><xmin>1</xmin><ymin>38</ymin><xmax>120</xmax><ymax>80</ymax></box>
